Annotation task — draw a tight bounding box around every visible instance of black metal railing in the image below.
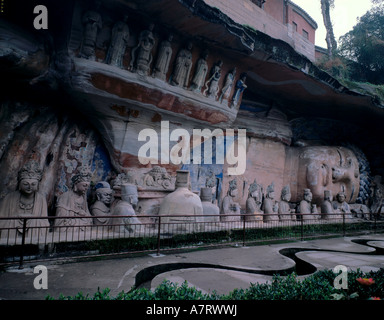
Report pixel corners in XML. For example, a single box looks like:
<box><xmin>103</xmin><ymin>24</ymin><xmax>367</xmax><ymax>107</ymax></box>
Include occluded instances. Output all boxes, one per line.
<box><xmin>0</xmin><ymin>213</ymin><xmax>383</xmax><ymax>268</ymax></box>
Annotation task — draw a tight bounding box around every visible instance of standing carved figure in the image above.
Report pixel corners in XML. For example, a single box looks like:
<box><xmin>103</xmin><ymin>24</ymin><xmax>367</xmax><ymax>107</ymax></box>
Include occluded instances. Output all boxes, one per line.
<box><xmin>190</xmin><ymin>50</ymin><xmax>209</xmax><ymax>93</ymax></box>
<box><xmin>204</xmin><ymin>60</ymin><xmax>223</xmax><ymax>100</ymax></box>
<box><xmin>220</xmin><ymin>67</ymin><xmax>236</xmax><ymax>105</ymax></box>
<box><xmin>129</xmin><ymin>23</ymin><xmax>156</xmax><ymax>75</ymax></box>
<box><xmin>79</xmin><ymin>1</ymin><xmax>102</xmax><ymax>60</ymax></box>
<box><xmin>0</xmin><ymin>160</ymin><xmax>49</xmax><ymax>239</ymax></box>
<box><xmin>200</xmin><ymin>187</ymin><xmax>220</xmax><ymax>222</ymax></box>
<box><xmin>152</xmin><ymin>34</ymin><xmax>173</xmax><ymax>81</ymax></box>
<box><xmin>320</xmin><ymin>190</ymin><xmax>334</xmax><ymax>219</ymax></box>
<box><xmin>111</xmin><ymin>184</ymin><xmax>142</xmax><ymax>233</ymax></box>
<box><xmin>231</xmin><ymin>73</ymin><xmax>247</xmax><ymax>108</ymax></box>
<box><xmin>105</xmin><ymin>15</ymin><xmax>130</xmax><ymax>68</ymax></box>
<box><xmin>170</xmin><ymin>42</ymin><xmax>193</xmax><ymax>88</ymax></box>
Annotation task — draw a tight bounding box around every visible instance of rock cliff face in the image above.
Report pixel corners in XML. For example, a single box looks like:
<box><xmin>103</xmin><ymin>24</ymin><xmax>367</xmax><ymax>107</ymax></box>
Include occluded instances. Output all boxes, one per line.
<box><xmin>0</xmin><ymin>0</ymin><xmax>383</xmax><ymax>214</ymax></box>
<box><xmin>0</xmin><ymin>101</ymin><xmax>113</xmax><ymax>213</ymax></box>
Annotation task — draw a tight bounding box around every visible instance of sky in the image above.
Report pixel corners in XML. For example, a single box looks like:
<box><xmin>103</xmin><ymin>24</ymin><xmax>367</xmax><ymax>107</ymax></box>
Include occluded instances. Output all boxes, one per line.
<box><xmin>291</xmin><ymin>0</ymin><xmax>374</xmax><ymax>48</ymax></box>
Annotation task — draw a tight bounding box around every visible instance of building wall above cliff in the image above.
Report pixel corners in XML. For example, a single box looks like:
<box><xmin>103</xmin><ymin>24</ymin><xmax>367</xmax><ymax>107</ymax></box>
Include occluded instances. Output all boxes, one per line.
<box><xmin>203</xmin><ymin>0</ymin><xmax>317</xmax><ymax>61</ymax></box>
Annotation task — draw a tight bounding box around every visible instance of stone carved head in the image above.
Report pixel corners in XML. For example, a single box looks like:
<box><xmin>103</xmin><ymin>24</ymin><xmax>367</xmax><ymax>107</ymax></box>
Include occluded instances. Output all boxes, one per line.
<box><xmin>121</xmin><ymin>183</ymin><xmax>138</xmax><ymax>206</ymax></box>
<box><xmin>324</xmin><ymin>190</ymin><xmax>333</xmax><ymax>201</ymax></box>
<box><xmin>228</xmin><ymin>179</ymin><xmax>238</xmax><ymax>197</ymax></box>
<box><xmin>266</xmin><ymin>182</ymin><xmax>275</xmax><ymax>199</ymax></box>
<box><xmin>95</xmin><ymin>181</ymin><xmax>113</xmax><ymax>205</ymax></box>
<box><xmin>281</xmin><ymin>185</ymin><xmax>291</xmax><ymax>202</ymax></box>
<box><xmin>18</xmin><ymin>160</ymin><xmax>42</xmax><ymax>195</ymax></box>
<box><xmin>71</xmin><ymin>166</ymin><xmax>92</xmax><ymax>195</ymax></box>
<box><xmin>249</xmin><ymin>179</ymin><xmax>263</xmax><ymax>202</ymax></box>
<box><xmin>200</xmin><ymin>187</ymin><xmax>212</xmax><ymax>202</ymax></box>
<box><xmin>303</xmin><ymin>188</ymin><xmax>312</xmax><ymax>202</ymax></box>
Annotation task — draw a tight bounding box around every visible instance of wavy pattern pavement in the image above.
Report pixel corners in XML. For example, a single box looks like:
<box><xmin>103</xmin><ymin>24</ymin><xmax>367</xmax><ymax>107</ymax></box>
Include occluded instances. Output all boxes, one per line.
<box><xmin>135</xmin><ymin>236</ymin><xmax>384</xmax><ymax>294</ymax></box>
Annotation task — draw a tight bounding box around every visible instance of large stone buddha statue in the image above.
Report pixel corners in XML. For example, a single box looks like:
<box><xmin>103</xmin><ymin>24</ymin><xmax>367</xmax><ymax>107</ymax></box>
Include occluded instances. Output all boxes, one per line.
<box><xmin>286</xmin><ymin>146</ymin><xmax>360</xmax><ymax>205</ymax></box>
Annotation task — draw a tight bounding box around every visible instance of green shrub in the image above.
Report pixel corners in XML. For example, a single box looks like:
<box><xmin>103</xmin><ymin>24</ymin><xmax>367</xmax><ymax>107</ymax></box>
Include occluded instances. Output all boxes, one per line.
<box><xmin>47</xmin><ymin>268</ymin><xmax>384</xmax><ymax>300</ymax></box>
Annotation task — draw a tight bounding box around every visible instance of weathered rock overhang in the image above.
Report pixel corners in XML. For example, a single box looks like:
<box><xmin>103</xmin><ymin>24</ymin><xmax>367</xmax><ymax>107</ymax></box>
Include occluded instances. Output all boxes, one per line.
<box><xmin>1</xmin><ymin>0</ymin><xmax>384</xmax><ymax>171</ymax></box>
<box><xmin>2</xmin><ymin>0</ymin><xmax>383</xmax><ymax>128</ymax></box>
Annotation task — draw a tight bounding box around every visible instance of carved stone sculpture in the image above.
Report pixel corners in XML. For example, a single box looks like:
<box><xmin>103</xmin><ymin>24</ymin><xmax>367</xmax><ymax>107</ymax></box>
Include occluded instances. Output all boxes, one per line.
<box><xmin>158</xmin><ymin>170</ymin><xmax>204</xmax><ymax>232</ymax></box>
<box><xmin>320</xmin><ymin>190</ymin><xmax>334</xmax><ymax>219</ymax></box>
<box><xmin>200</xmin><ymin>187</ymin><xmax>220</xmax><ymax>222</ymax></box>
<box><xmin>298</xmin><ymin>188</ymin><xmax>317</xmax><ymax>221</ymax></box>
<box><xmin>111</xmin><ymin>183</ymin><xmax>142</xmax><ymax>233</ymax></box>
<box><xmin>333</xmin><ymin>191</ymin><xmax>353</xmax><ymax>219</ymax></box>
<box><xmin>205</xmin><ymin>169</ymin><xmax>217</xmax><ymax>203</ymax></box>
<box><xmin>279</xmin><ymin>185</ymin><xmax>295</xmax><ymax>221</ymax></box>
<box><xmin>55</xmin><ymin>167</ymin><xmax>92</xmax><ymax>231</ymax></box>
<box><xmin>204</xmin><ymin>60</ymin><xmax>223</xmax><ymax>100</ymax></box>
<box><xmin>129</xmin><ymin>23</ymin><xmax>155</xmax><ymax>76</ymax></box>
<box><xmin>220</xmin><ymin>179</ymin><xmax>241</xmax><ymax>222</ymax></box>
<box><xmin>105</xmin><ymin>16</ymin><xmax>130</xmax><ymax>68</ymax></box>
<box><xmin>262</xmin><ymin>182</ymin><xmax>279</xmax><ymax>222</ymax></box>
<box><xmin>79</xmin><ymin>1</ymin><xmax>102</xmax><ymax>60</ymax></box>
<box><xmin>152</xmin><ymin>34</ymin><xmax>173</xmax><ymax>81</ymax></box>
<box><xmin>231</xmin><ymin>73</ymin><xmax>247</xmax><ymax>108</ymax></box>
<box><xmin>245</xmin><ymin>179</ymin><xmax>263</xmax><ymax>222</ymax></box>
<box><xmin>293</xmin><ymin>146</ymin><xmax>360</xmax><ymax>205</ymax></box>
<box><xmin>190</xmin><ymin>50</ymin><xmax>209</xmax><ymax>93</ymax></box>
<box><xmin>0</xmin><ymin>160</ymin><xmax>49</xmax><ymax>239</ymax></box>
<box><xmin>91</xmin><ymin>181</ymin><xmax>113</xmax><ymax>225</ymax></box>
<box><xmin>220</xmin><ymin>67</ymin><xmax>236</xmax><ymax>104</ymax></box>
<box><xmin>170</xmin><ymin>42</ymin><xmax>193</xmax><ymax>88</ymax></box>
<box><xmin>143</xmin><ymin>166</ymin><xmax>174</xmax><ymax>190</ymax></box>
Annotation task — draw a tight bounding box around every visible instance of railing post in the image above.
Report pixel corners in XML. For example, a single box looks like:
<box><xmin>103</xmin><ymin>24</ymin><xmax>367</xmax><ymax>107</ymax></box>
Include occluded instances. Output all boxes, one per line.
<box><xmin>157</xmin><ymin>216</ymin><xmax>161</xmax><ymax>256</ymax></box>
<box><xmin>18</xmin><ymin>218</ymin><xmax>27</xmax><ymax>269</ymax></box>
<box><xmin>300</xmin><ymin>214</ymin><xmax>304</xmax><ymax>241</ymax></box>
<box><xmin>242</xmin><ymin>216</ymin><xmax>246</xmax><ymax>246</ymax></box>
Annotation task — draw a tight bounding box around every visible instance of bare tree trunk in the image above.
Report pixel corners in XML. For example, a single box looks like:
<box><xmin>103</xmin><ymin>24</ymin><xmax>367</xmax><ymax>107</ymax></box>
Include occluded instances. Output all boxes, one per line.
<box><xmin>321</xmin><ymin>0</ymin><xmax>337</xmax><ymax>57</ymax></box>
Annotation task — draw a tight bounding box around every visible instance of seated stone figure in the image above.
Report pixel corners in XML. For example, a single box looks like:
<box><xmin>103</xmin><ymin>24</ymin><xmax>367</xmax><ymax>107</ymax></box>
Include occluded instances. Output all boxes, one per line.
<box><xmin>297</xmin><ymin>188</ymin><xmax>318</xmax><ymax>221</ymax></box>
<box><xmin>55</xmin><ymin>167</ymin><xmax>92</xmax><ymax>231</ymax></box>
<box><xmin>262</xmin><ymin>183</ymin><xmax>279</xmax><ymax>222</ymax></box>
<box><xmin>279</xmin><ymin>185</ymin><xmax>295</xmax><ymax>221</ymax></box>
<box><xmin>0</xmin><ymin>160</ymin><xmax>49</xmax><ymax>239</ymax></box>
<box><xmin>91</xmin><ymin>181</ymin><xmax>113</xmax><ymax>226</ymax></box>
<box><xmin>111</xmin><ymin>183</ymin><xmax>142</xmax><ymax>233</ymax></box>
<box><xmin>333</xmin><ymin>191</ymin><xmax>353</xmax><ymax>219</ymax></box>
<box><xmin>245</xmin><ymin>179</ymin><xmax>263</xmax><ymax>222</ymax></box>
<box><xmin>158</xmin><ymin>170</ymin><xmax>204</xmax><ymax>232</ymax></box>
<box><xmin>220</xmin><ymin>179</ymin><xmax>241</xmax><ymax>222</ymax></box>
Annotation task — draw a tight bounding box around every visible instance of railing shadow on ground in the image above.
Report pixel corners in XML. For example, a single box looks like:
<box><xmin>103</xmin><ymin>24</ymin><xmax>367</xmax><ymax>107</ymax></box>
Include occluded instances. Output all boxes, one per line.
<box><xmin>0</xmin><ymin>213</ymin><xmax>383</xmax><ymax>269</ymax></box>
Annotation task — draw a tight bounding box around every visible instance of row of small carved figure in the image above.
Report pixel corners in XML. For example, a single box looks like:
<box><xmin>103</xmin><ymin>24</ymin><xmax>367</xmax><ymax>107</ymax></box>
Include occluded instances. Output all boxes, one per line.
<box><xmin>78</xmin><ymin>7</ymin><xmax>247</xmax><ymax>107</ymax></box>
<box><xmin>0</xmin><ymin>161</ymin><xmax>359</xmax><ymax>241</ymax></box>
<box><xmin>223</xmin><ymin>180</ymin><xmax>355</xmax><ymax>222</ymax></box>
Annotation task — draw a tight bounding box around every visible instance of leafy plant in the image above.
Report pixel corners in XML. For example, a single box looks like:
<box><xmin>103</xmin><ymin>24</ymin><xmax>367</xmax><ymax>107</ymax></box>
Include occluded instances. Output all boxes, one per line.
<box><xmin>46</xmin><ymin>268</ymin><xmax>384</xmax><ymax>300</ymax></box>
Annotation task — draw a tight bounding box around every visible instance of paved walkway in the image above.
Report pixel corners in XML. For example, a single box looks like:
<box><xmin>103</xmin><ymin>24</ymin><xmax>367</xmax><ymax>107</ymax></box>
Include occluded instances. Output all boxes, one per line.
<box><xmin>1</xmin><ymin>234</ymin><xmax>384</xmax><ymax>299</ymax></box>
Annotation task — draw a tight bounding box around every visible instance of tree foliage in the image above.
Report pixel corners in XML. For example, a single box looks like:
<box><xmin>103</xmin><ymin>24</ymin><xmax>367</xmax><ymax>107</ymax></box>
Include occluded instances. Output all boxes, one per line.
<box><xmin>338</xmin><ymin>4</ymin><xmax>384</xmax><ymax>84</ymax></box>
